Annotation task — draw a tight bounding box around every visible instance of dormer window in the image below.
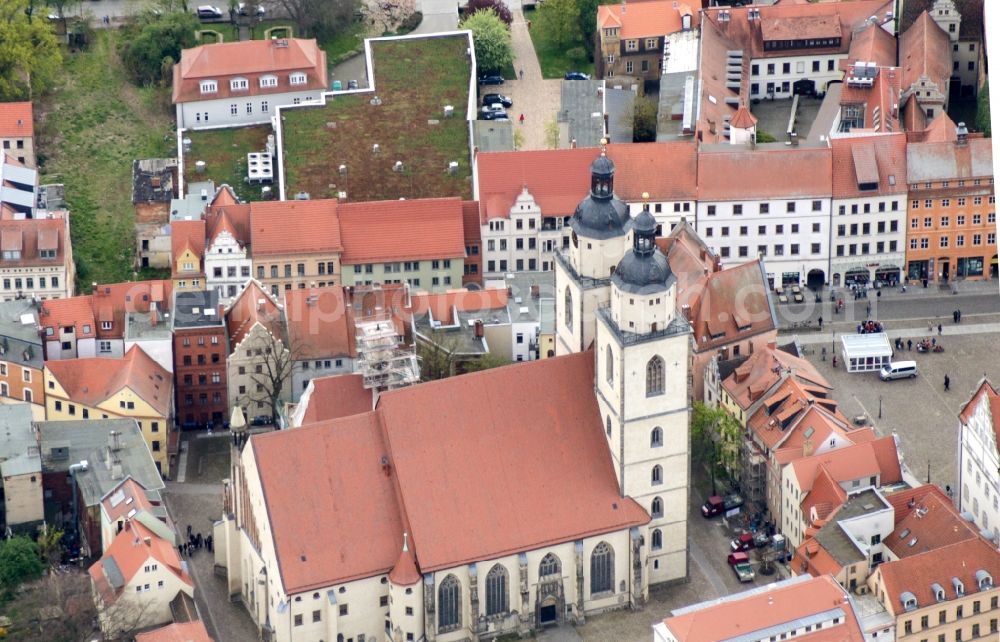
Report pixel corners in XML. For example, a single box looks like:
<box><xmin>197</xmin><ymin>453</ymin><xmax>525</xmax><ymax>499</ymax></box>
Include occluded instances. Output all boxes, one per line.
<box><xmin>932</xmin><ymin>582</ymin><xmax>945</xmax><ymax>602</ymax></box>
<box><xmin>900</xmin><ymin>591</ymin><xmax>918</xmax><ymax>611</ymax></box>
<box><xmin>952</xmin><ymin>577</ymin><xmax>965</xmax><ymax>597</ymax></box>
<box><xmin>200</xmin><ymin>80</ymin><xmax>218</xmax><ymax>94</ymax></box>
<box><xmin>230</xmin><ymin>77</ymin><xmax>249</xmax><ymax>91</ymax></box>
<box><xmin>976</xmin><ymin>570</ymin><xmax>993</xmax><ymax>590</ymax></box>
<box><xmin>2</xmin><ymin>250</ymin><xmax>20</xmax><ymax>260</ymax></box>
<box><xmin>101</xmin><ymin>321</ymin><xmax>112</xmax><ymax>330</ymax></box>
<box><xmin>259</xmin><ymin>75</ymin><xmax>278</xmax><ymax>88</ymax></box>
<box><xmin>40</xmin><ymin>249</ymin><xmax>56</xmax><ymax>259</ymax></box>
<box><xmin>289</xmin><ymin>72</ymin><xmax>307</xmax><ymax>85</ymax></box>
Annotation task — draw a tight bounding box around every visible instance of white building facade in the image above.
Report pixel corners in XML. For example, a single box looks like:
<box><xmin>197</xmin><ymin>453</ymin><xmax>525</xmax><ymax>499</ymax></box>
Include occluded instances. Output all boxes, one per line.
<box><xmin>957</xmin><ymin>380</ymin><xmax>1000</xmax><ymax>542</ymax></box>
<box><xmin>205</xmin><ymin>226</ymin><xmax>252</xmax><ymax>304</ymax></box>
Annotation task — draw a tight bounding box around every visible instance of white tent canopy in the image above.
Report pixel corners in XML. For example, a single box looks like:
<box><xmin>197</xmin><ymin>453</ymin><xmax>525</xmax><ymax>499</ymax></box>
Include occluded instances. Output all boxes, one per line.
<box><xmin>840</xmin><ymin>333</ymin><xmax>893</xmax><ymax>373</ymax></box>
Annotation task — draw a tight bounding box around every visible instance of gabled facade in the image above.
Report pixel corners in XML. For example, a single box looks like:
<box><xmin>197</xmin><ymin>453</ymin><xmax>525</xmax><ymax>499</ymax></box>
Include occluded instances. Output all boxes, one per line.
<box><xmin>899</xmin><ymin>11</ymin><xmax>953</xmax><ymax>122</ymax></box>
<box><xmin>88</xmin><ymin>520</ymin><xmax>193</xmax><ymax>637</ymax></box>
<box><xmin>0</xmin><ymin>299</ymin><xmax>44</xmax><ymax>416</ymax></box>
<box><xmin>283</xmin><ymin>286</ymin><xmax>356</xmax><ymax>401</ymax></box>
<box><xmin>171</xmin><ymin>219</ymin><xmax>206</xmax><ymax>293</ymax></box>
<box><xmin>204</xmin><ymin>189</ymin><xmax>252</xmax><ymax>304</ymax></box>
<box><xmin>224</xmin><ymin>281</ymin><xmax>288</xmax><ymax>423</ymax></box>
<box><xmin>171</xmin><ymin>290</ymin><xmax>227</xmax><ymax>430</ymax></box>
<box><xmin>900</xmin><ymin>0</ymin><xmax>985</xmax><ymax>98</ymax></box>
<box><xmin>44</xmin><ymin>346</ymin><xmax>175</xmax><ymax>476</ymax></box>
<box><xmin>957</xmin><ymin>379</ymin><xmax>1000</xmax><ymax>541</ymax></box>
<box><xmin>172</xmin><ymin>38</ymin><xmax>328</xmax><ymax>130</ymax></box>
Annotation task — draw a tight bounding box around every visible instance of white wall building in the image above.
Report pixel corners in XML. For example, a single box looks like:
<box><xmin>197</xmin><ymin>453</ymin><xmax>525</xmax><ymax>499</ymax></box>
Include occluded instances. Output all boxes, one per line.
<box><xmin>957</xmin><ymin>379</ymin><xmax>1000</xmax><ymax>542</ymax></box>
<box><xmin>172</xmin><ymin>38</ymin><xmax>328</xmax><ymax>130</ymax></box>
<box><xmin>205</xmin><ymin>212</ymin><xmax>253</xmax><ymax>304</ymax></box>
<box><xmin>697</xmin><ymin>146</ymin><xmax>834</xmax><ymax>288</ymax></box>
<box><xmin>830</xmin><ymin>133</ymin><xmax>908</xmax><ymax>286</ymax></box>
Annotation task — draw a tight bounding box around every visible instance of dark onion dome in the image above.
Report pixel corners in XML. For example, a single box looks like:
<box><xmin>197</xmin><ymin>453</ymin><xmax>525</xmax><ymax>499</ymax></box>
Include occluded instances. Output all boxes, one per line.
<box><xmin>612</xmin><ymin>249</ymin><xmax>674</xmax><ymax>295</ymax></box>
<box><xmin>570</xmin><ymin>152</ymin><xmax>630</xmax><ymax>240</ymax></box>
<box><xmin>611</xmin><ymin>206</ymin><xmax>674</xmax><ymax>294</ymax></box>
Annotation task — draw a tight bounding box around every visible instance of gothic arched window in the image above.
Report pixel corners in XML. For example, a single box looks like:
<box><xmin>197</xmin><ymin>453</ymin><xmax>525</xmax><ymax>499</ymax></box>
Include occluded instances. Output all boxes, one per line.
<box><xmin>605</xmin><ymin>344</ymin><xmax>614</xmax><ymax>384</ymax></box>
<box><xmin>590</xmin><ymin>542</ymin><xmax>614</xmax><ymax>595</ymax></box>
<box><xmin>539</xmin><ymin>553</ymin><xmax>561</xmax><ymax>579</ymax></box>
<box><xmin>646</xmin><ymin>356</ymin><xmax>665</xmax><ymax>396</ymax></box>
<box><xmin>651</xmin><ymin>496</ymin><xmax>663</xmax><ymax>518</ymax></box>
<box><xmin>650</xmin><ymin>426</ymin><xmax>663</xmax><ymax>448</ymax></box>
<box><xmin>651</xmin><ymin>529</ymin><xmax>663</xmax><ymax>550</ymax></box>
<box><xmin>485</xmin><ymin>564</ymin><xmax>508</xmax><ymax>616</ymax></box>
<box><xmin>438</xmin><ymin>574</ymin><xmax>461</xmax><ymax>630</ymax></box>
<box><xmin>606</xmin><ymin>416</ymin><xmax>612</xmax><ymax>437</ymax></box>
<box><xmin>652</xmin><ymin>465</ymin><xmax>663</xmax><ymax>485</ymax></box>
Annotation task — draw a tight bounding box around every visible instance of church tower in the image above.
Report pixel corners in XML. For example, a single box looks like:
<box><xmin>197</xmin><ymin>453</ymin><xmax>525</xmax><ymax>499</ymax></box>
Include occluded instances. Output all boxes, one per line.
<box><xmin>554</xmin><ymin>150</ymin><xmax>630</xmax><ymax>355</ymax></box>
<box><xmin>594</xmin><ymin>202</ymin><xmax>691</xmax><ymax>585</ymax></box>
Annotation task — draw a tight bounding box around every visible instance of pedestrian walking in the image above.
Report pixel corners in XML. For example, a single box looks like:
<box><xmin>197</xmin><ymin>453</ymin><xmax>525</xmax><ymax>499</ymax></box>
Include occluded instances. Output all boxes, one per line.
<box><xmin>907</xmin><ymin>339</ymin><xmax>912</xmax><ymax>351</ymax></box>
<box><xmin>957</xmin><ymin>309</ymin><xmax>962</xmax><ymax>323</ymax></box>
<box><xmin>818</xmin><ymin>316</ymin><xmax>823</xmax><ymax>330</ymax></box>
<box><xmin>944</xmin><ymin>374</ymin><xmax>950</xmax><ymax>391</ymax></box>
<box><xmin>519</xmin><ymin>68</ymin><xmax>524</xmax><ymax>80</ymax></box>
<box><xmin>866</xmin><ymin>303</ymin><xmax>871</xmax><ymax>316</ymax></box>
<box><xmin>953</xmin><ymin>310</ymin><xmax>959</xmax><ymax>323</ymax></box>
<box><xmin>519</xmin><ymin>113</ymin><xmax>525</xmax><ymax>125</ymax></box>
<box><xmin>937</xmin><ymin>323</ymin><xmax>942</xmax><ymax>335</ymax></box>
<box><xmin>832</xmin><ymin>355</ymin><xmax>838</xmax><ymax>368</ymax></box>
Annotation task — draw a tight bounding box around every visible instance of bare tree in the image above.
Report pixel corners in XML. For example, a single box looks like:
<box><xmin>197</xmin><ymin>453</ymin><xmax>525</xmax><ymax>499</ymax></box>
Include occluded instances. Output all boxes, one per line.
<box><xmin>271</xmin><ymin>0</ymin><xmax>358</xmax><ymax>39</ymax></box>
<box><xmin>234</xmin><ymin>327</ymin><xmax>299</xmax><ymax>423</ymax></box>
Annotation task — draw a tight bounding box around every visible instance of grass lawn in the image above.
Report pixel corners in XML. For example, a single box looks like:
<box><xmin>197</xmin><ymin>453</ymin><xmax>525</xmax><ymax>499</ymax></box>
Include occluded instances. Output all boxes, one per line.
<box><xmin>282</xmin><ymin>35</ymin><xmax>473</xmax><ymax>201</ymax></box>
<box><xmin>525</xmin><ymin>7</ymin><xmax>594</xmax><ymax>79</ymax></box>
<box><xmin>36</xmin><ymin>30</ymin><xmax>175</xmax><ymax>292</ymax></box>
<box><xmin>183</xmin><ymin>126</ymin><xmax>273</xmax><ymax>202</ymax></box>
<box><xmin>197</xmin><ymin>19</ymin><xmax>295</xmax><ymax>44</ymax></box>
<box><xmin>319</xmin><ymin>20</ymin><xmax>367</xmax><ymax>63</ymax></box>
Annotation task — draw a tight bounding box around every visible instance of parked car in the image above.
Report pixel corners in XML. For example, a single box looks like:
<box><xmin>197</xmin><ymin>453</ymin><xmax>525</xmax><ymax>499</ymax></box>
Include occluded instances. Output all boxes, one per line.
<box><xmin>348</xmin><ymin>79</ymin><xmax>360</xmax><ymax>89</ymax></box>
<box><xmin>196</xmin><ymin>5</ymin><xmax>223</xmax><ymax>18</ymax></box>
<box><xmin>730</xmin><ymin>533</ymin><xmax>754</xmax><ymax>553</ymax></box>
<box><xmin>251</xmin><ymin>415</ymin><xmax>272</xmax><ymax>426</ymax></box>
<box><xmin>332</xmin><ymin>80</ymin><xmax>343</xmax><ymax>91</ymax></box>
<box><xmin>478</xmin><ymin>72</ymin><xmax>505</xmax><ymax>85</ymax></box>
<box><xmin>701</xmin><ymin>493</ymin><xmax>744</xmax><ymax>517</ymax></box>
<box><xmin>480</xmin><ymin>109</ymin><xmax>509</xmax><ymax>121</ymax></box>
<box><xmin>481</xmin><ymin>103</ymin><xmax>506</xmax><ymax>114</ymax></box>
<box><xmin>727</xmin><ymin>551</ymin><xmax>755</xmax><ymax>582</ymax></box>
<box><xmin>482</xmin><ymin>93</ymin><xmax>513</xmax><ymax>108</ymax></box>
<box><xmin>564</xmin><ymin>71</ymin><xmax>591</xmax><ymax>80</ymax></box>
<box><xmin>238</xmin><ymin>2</ymin><xmax>265</xmax><ymax>15</ymax></box>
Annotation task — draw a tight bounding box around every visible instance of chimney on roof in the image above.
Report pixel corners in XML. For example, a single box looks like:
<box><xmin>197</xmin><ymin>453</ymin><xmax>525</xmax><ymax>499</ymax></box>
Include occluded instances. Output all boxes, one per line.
<box><xmin>530</xmin><ymin>285</ymin><xmax>540</xmax><ymax>299</ymax></box>
<box><xmin>143</xmin><ymin>537</ymin><xmax>152</xmax><ymax>547</ymax></box>
<box><xmin>474</xmin><ymin>319</ymin><xmax>484</xmax><ymax>338</ymax></box>
<box><xmin>571</xmin><ymin>139</ymin><xmax>577</xmax><ymax>149</ymax></box>
<box><xmin>956</xmin><ymin>122</ymin><xmax>968</xmax><ymax>145</ymax></box>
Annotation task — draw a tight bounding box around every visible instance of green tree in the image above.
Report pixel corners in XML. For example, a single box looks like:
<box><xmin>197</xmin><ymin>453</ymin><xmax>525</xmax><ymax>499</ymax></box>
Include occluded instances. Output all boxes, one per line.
<box><xmin>632</xmin><ymin>95</ymin><xmax>657</xmax><ymax>142</ymax></box>
<box><xmin>36</xmin><ymin>524</ymin><xmax>65</xmax><ymax>568</ymax></box>
<box><xmin>536</xmin><ymin>0</ymin><xmax>580</xmax><ymax>49</ymax></box>
<box><xmin>545</xmin><ymin>115</ymin><xmax>560</xmax><ymax>149</ymax></box>
<box><xmin>0</xmin><ymin>0</ymin><xmax>62</xmax><ymax>101</ymax></box>
<box><xmin>0</xmin><ymin>536</ymin><xmax>45</xmax><ymax>592</ymax></box>
<box><xmin>273</xmin><ymin>0</ymin><xmax>357</xmax><ymax>40</ymax></box>
<box><xmin>577</xmin><ymin>0</ymin><xmax>599</xmax><ymax>54</ymax></box>
<box><xmin>976</xmin><ymin>80</ymin><xmax>991</xmax><ymax>137</ymax></box>
<box><xmin>461</xmin><ymin>9</ymin><xmax>513</xmax><ymax>73</ymax></box>
<box><xmin>691</xmin><ymin>401</ymin><xmax>742</xmax><ymax>485</ymax></box>
<box><xmin>119</xmin><ymin>11</ymin><xmax>199</xmax><ymax>86</ymax></box>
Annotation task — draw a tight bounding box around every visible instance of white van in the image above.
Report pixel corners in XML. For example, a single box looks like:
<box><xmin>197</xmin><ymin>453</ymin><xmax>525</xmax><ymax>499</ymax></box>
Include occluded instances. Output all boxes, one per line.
<box><xmin>879</xmin><ymin>360</ymin><xmax>918</xmax><ymax>381</ymax></box>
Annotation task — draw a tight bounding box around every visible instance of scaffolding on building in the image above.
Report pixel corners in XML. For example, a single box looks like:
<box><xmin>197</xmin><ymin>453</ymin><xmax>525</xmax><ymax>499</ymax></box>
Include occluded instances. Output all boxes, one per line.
<box><xmin>354</xmin><ymin>313</ymin><xmax>419</xmax><ymax>391</ymax></box>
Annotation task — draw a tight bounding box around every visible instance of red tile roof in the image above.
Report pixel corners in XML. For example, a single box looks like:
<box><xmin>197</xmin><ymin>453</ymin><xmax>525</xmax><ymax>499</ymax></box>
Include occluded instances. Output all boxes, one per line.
<box><xmin>283</xmin><ymin>286</ymin><xmax>355</xmax><ymax>360</ymax></box>
<box><xmin>831</xmin><ymin>133</ymin><xmax>908</xmax><ymax>198</ymax></box>
<box><xmin>900</xmin><ymin>11</ymin><xmax>952</xmax><ymax>100</ymax></box>
<box><xmin>100</xmin><ymin>478</ymin><xmax>158</xmax><ymax>525</ymax></box>
<box><xmin>206</xmin><ymin>203</ymin><xmax>252</xmax><ymax>248</ymax></box>
<box><xmin>408</xmin><ymin>287</ymin><xmax>508</xmax><ymax>325</ymax></box>
<box><xmin>474</xmin><ymin>143</ymin><xmax>698</xmax><ymax>223</ymax></box>
<box><xmin>789</xmin><ymin>436</ymin><xmax>901</xmax><ymax>493</ymax></box>
<box><xmin>377</xmin><ymin>352</ymin><xmax>649</xmax><ymax>571</ymax></box>
<box><xmin>801</xmin><ymin>466</ymin><xmax>848</xmax><ymax>527</ymax></box>
<box><xmin>698</xmin><ymin>147</ymin><xmax>832</xmax><ymax>200</ymax></box>
<box><xmin>0</xmin><ymin>218</ymin><xmax>67</xmax><ymax>267</ymax></box>
<box><xmin>225</xmin><ymin>280</ymin><xmax>283</xmax><ymax>349</ymax></box>
<box><xmin>688</xmin><ymin>259</ymin><xmax>776</xmax><ymax>352</ymax></box>
<box><xmin>885</xmin><ymin>485</ymin><xmax>979</xmax><ymax>558</ymax></box>
<box><xmin>597</xmin><ymin>1</ymin><xmax>699</xmax><ymax>39</ymax></box>
<box><xmin>135</xmin><ymin>621</ymin><xmax>213</xmax><ymax>642</ymax></box>
<box><xmin>724</xmin><ymin>346</ymin><xmax>828</xmax><ymax>411</ymax></box>
<box><xmin>172</xmin><ymin>38</ymin><xmax>327</xmax><ymax>104</ymax></box>
<box><xmin>46</xmin><ymin>345</ymin><xmax>173</xmax><ymax>417</ymax></box>
<box><xmin>660</xmin><ymin>575</ymin><xmax>865</xmax><ymax>642</ymax></box>
<box><xmin>0</xmin><ymin>102</ymin><xmax>33</xmax><ymax>138</ymax></box>
<box><xmin>846</xmin><ymin>21</ymin><xmax>898</xmax><ymax>67</ymax></box>
<box><xmin>876</xmin><ymin>538</ymin><xmax>1000</xmax><ymax>615</ymax></box>
<box><xmin>252</xmin><ymin>411</ymin><xmax>404</xmax><ymax>593</ymax></box>
<box><xmin>41</xmin><ymin>295</ymin><xmax>97</xmax><ymax>339</ymax></box>
<box><xmin>171</xmin><ymin>219</ymin><xmax>206</xmax><ymax>276</ymax></box>
<box><xmin>89</xmin><ymin>520</ymin><xmax>192</xmax><ymax>605</ymax></box>
<box><xmin>388</xmin><ymin>539</ymin><xmax>420</xmax><ymax>586</ymax></box>
<box><xmin>296</xmin><ymin>374</ymin><xmax>372</xmax><ymax>425</ymax></box>
<box><xmin>253</xmin><ymin>353</ymin><xmax>649</xmax><ymax>591</ymax></box>
<box><xmin>41</xmin><ymin>280</ymin><xmax>172</xmax><ymax>340</ymax></box>
<box><xmin>250</xmin><ymin>199</ymin><xmax>342</xmax><ymax>255</ymax></box>
<box><xmin>338</xmin><ymin>197</ymin><xmax>466</xmax><ymax>264</ymax></box>
<box><xmin>730</xmin><ymin>105</ymin><xmax>757</xmax><ymax>129</ymax></box>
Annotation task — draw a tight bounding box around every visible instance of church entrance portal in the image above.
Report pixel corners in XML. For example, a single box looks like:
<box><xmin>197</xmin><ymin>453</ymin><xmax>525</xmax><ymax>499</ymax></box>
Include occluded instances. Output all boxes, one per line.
<box><xmin>539</xmin><ymin>597</ymin><xmax>558</xmax><ymax>626</ymax></box>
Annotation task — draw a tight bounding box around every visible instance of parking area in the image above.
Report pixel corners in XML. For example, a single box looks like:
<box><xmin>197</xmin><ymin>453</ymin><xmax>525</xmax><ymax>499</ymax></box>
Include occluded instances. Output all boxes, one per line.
<box><xmin>803</xmin><ymin>331</ymin><xmax>1000</xmax><ymax>492</ymax></box>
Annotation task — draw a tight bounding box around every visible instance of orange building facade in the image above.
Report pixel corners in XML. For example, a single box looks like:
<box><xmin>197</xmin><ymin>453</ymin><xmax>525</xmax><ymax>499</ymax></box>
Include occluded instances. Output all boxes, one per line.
<box><xmin>905</xmin><ymin>134</ymin><xmax>996</xmax><ymax>284</ymax></box>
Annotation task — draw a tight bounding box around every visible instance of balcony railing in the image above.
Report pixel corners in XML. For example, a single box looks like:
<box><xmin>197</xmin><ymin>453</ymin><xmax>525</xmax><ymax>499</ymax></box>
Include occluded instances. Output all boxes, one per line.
<box><xmin>596</xmin><ymin>304</ymin><xmax>690</xmax><ymax>347</ymax></box>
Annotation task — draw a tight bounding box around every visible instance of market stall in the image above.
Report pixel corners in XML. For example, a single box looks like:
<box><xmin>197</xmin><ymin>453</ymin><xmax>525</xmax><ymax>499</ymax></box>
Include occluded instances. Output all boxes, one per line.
<box><xmin>840</xmin><ymin>332</ymin><xmax>893</xmax><ymax>373</ymax></box>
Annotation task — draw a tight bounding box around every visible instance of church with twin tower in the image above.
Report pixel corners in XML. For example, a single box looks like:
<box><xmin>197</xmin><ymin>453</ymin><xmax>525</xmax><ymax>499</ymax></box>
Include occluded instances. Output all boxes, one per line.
<box><xmin>555</xmin><ymin>151</ymin><xmax>692</xmax><ymax>584</ymax></box>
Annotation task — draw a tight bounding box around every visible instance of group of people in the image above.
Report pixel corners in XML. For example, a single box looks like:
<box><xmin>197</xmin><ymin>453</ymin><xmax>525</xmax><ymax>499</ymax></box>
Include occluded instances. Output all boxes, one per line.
<box><xmin>953</xmin><ymin>309</ymin><xmax>963</xmax><ymax>323</ymax></box>
<box><xmin>857</xmin><ymin>320</ymin><xmax>884</xmax><ymax>334</ymax></box>
<box><xmin>182</xmin><ymin>525</ymin><xmax>213</xmax><ymax>556</ymax></box>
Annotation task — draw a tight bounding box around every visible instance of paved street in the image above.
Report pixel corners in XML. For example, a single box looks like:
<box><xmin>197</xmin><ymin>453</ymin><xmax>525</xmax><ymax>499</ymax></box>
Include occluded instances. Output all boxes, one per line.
<box><xmin>164</xmin><ymin>435</ymin><xmax>258</xmax><ymax>642</ymax></box>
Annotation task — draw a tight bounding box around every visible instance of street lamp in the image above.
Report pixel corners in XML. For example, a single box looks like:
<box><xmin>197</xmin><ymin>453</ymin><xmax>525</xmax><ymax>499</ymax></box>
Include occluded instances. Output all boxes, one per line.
<box><xmin>878</xmin><ymin>396</ymin><xmax>883</xmax><ymax>419</ymax></box>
